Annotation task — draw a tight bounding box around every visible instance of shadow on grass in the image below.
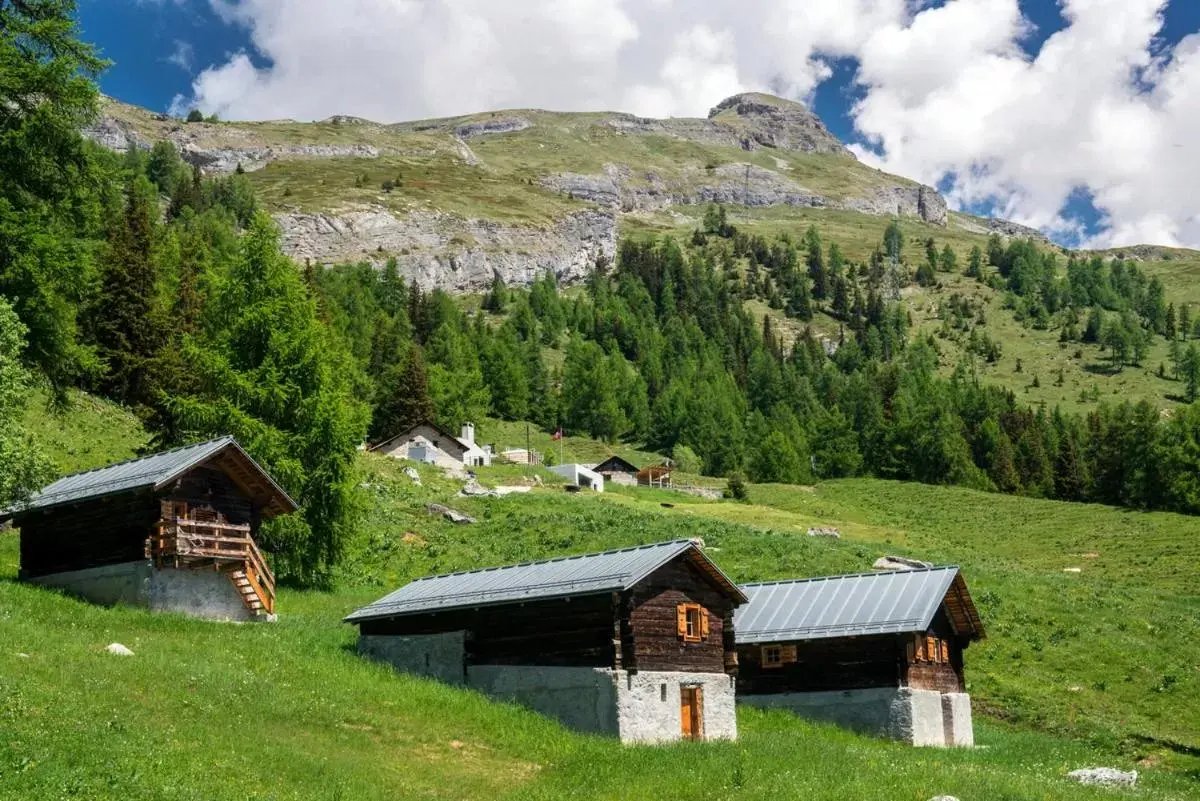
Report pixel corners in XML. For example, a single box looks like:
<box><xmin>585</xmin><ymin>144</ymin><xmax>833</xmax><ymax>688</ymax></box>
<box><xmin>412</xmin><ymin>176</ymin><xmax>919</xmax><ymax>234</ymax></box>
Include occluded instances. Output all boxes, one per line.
<box><xmin>1082</xmin><ymin>362</ymin><xmax>1123</xmax><ymax>376</ymax></box>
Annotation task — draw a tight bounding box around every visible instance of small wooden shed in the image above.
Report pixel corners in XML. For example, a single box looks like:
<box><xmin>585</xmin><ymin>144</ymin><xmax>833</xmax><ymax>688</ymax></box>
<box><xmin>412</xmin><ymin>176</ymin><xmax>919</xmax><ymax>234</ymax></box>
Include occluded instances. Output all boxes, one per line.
<box><xmin>734</xmin><ymin>567</ymin><xmax>984</xmax><ymax>747</ymax></box>
<box><xmin>4</xmin><ymin>436</ymin><xmax>295</xmax><ymax>621</ymax></box>
<box><xmin>346</xmin><ymin>539</ymin><xmax>748</xmax><ymax>743</ymax></box>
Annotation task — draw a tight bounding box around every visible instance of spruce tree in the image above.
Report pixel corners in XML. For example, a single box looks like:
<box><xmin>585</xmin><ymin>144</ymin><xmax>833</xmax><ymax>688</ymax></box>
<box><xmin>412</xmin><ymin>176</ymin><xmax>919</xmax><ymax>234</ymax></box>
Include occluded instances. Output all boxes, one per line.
<box><xmin>372</xmin><ymin>343</ymin><xmax>434</xmax><ymax>441</ymax></box>
<box><xmin>805</xmin><ymin>226</ymin><xmax>827</xmax><ymax>300</ymax></box>
<box><xmin>92</xmin><ymin>175</ymin><xmax>164</xmax><ymax>410</ymax></box>
<box><xmin>966</xmin><ymin>245</ymin><xmax>984</xmax><ymax>279</ymax></box>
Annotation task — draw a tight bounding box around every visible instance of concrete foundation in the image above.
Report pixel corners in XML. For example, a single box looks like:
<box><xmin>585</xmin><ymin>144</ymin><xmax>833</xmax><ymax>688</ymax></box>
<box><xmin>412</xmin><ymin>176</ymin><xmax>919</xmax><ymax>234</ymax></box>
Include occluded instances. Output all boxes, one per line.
<box><xmin>469</xmin><ymin>665</ymin><xmax>620</xmax><ymax>736</ymax></box>
<box><xmin>358</xmin><ymin>632</ymin><xmax>466</xmax><ymax>685</ymax></box>
<box><xmin>616</xmin><ymin>670</ymin><xmax>737</xmax><ymax>744</ymax></box>
<box><xmin>29</xmin><ymin>561</ymin><xmax>256</xmax><ymax>622</ymax></box>
<box><xmin>740</xmin><ymin>687</ymin><xmax>972</xmax><ymax>747</ymax></box>
<box><xmin>941</xmin><ymin>692</ymin><xmax>974</xmax><ymax>747</ymax></box>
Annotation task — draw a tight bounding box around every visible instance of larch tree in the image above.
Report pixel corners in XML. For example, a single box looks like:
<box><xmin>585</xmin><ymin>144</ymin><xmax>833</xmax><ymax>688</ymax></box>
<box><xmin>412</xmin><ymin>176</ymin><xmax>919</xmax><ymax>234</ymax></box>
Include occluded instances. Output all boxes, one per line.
<box><xmin>0</xmin><ymin>296</ymin><xmax>53</xmax><ymax>507</ymax></box>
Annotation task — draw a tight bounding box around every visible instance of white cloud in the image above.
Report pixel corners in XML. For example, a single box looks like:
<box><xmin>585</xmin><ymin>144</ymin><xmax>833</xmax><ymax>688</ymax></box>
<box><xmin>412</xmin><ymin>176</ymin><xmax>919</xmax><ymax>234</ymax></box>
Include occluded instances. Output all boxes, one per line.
<box><xmin>166</xmin><ymin>40</ymin><xmax>194</xmax><ymax>72</ymax></box>
<box><xmin>176</xmin><ymin>0</ymin><xmax>1200</xmax><ymax>248</ymax></box>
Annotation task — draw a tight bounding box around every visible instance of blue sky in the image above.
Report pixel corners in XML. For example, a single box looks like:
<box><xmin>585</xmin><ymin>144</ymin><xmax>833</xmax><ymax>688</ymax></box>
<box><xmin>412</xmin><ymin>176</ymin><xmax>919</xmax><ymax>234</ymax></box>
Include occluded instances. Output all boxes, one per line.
<box><xmin>78</xmin><ymin>1</ymin><xmax>1200</xmax><ymax>248</ymax></box>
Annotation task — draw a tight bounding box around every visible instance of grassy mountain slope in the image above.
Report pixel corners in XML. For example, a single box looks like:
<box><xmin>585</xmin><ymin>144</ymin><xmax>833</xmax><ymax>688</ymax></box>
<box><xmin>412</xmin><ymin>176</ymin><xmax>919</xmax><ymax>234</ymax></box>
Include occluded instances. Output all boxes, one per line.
<box><xmin>4</xmin><ymin>388</ymin><xmax>1199</xmax><ymax>799</ymax></box>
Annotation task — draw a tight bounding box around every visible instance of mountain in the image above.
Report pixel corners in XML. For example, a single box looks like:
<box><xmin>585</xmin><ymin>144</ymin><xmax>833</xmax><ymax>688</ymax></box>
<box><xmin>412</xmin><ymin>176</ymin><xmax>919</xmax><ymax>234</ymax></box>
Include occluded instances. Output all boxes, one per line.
<box><xmin>87</xmin><ymin>92</ymin><xmax>1040</xmax><ymax>291</ymax></box>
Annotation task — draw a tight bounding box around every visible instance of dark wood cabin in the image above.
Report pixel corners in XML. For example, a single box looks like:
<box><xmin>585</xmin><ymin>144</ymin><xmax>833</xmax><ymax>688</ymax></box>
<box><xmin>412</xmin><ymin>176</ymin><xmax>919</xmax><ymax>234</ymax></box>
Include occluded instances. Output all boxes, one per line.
<box><xmin>4</xmin><ymin>436</ymin><xmax>296</xmax><ymax>617</ymax></box>
<box><xmin>348</xmin><ymin>539</ymin><xmax>745</xmax><ymax>675</ymax></box>
<box><xmin>734</xmin><ymin>567</ymin><xmax>984</xmax><ymax>696</ymax></box>
<box><xmin>346</xmin><ymin>539</ymin><xmax>748</xmax><ymax>742</ymax></box>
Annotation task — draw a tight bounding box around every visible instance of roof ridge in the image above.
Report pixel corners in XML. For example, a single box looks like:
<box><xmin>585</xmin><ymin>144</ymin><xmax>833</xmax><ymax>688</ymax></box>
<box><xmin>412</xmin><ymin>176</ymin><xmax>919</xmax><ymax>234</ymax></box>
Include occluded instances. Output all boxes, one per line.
<box><xmin>42</xmin><ymin>435</ymin><xmax>235</xmax><ymax>484</ymax></box>
<box><xmin>409</xmin><ymin>539</ymin><xmax>694</xmax><ymax>583</ymax></box>
<box><xmin>741</xmin><ymin>565</ymin><xmax>959</xmax><ymax>588</ymax></box>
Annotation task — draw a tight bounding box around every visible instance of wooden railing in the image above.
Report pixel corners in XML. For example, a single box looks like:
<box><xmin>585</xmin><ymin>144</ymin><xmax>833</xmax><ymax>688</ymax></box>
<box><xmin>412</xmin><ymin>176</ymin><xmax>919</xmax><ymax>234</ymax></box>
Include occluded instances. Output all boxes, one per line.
<box><xmin>150</xmin><ymin>518</ymin><xmax>276</xmax><ymax>615</ymax></box>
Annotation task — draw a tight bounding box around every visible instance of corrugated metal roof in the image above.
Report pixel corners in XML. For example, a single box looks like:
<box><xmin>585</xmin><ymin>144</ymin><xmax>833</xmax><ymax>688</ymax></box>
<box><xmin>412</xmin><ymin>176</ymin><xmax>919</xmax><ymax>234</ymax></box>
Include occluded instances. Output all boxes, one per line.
<box><xmin>734</xmin><ymin>567</ymin><xmax>972</xmax><ymax>644</ymax></box>
<box><xmin>345</xmin><ymin>539</ymin><xmax>746</xmax><ymax>623</ymax></box>
<box><xmin>6</xmin><ymin>436</ymin><xmax>297</xmax><ymax>516</ymax></box>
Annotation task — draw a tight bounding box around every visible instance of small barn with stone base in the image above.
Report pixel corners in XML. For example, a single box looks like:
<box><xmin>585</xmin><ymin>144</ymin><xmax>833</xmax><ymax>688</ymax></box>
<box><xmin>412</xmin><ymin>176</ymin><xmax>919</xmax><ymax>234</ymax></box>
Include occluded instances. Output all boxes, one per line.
<box><xmin>346</xmin><ymin>540</ymin><xmax>747</xmax><ymax>744</ymax></box>
<box><xmin>734</xmin><ymin>567</ymin><xmax>984</xmax><ymax>747</ymax></box>
<box><xmin>3</xmin><ymin>437</ymin><xmax>294</xmax><ymax>622</ymax></box>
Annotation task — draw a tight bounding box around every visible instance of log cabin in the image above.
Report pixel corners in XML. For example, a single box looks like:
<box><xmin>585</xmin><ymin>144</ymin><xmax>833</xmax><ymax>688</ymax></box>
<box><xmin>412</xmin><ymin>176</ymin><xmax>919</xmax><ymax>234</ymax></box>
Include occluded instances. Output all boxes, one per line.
<box><xmin>594</xmin><ymin>456</ymin><xmax>640</xmax><ymax>487</ymax></box>
<box><xmin>346</xmin><ymin>539</ymin><xmax>748</xmax><ymax>743</ymax></box>
<box><xmin>734</xmin><ymin>567</ymin><xmax>984</xmax><ymax>747</ymax></box>
<box><xmin>2</xmin><ymin>436</ymin><xmax>296</xmax><ymax>621</ymax></box>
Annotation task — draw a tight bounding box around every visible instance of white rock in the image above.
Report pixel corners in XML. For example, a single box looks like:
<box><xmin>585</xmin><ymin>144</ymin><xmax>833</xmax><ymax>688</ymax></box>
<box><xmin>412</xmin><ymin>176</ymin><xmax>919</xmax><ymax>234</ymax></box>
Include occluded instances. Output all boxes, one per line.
<box><xmin>402</xmin><ymin>466</ymin><xmax>422</xmax><ymax>485</ymax></box>
<box><xmin>105</xmin><ymin>643</ymin><xmax>134</xmax><ymax>656</ymax></box>
<box><xmin>929</xmin><ymin>796</ymin><xmax>961</xmax><ymax>801</ymax></box>
<box><xmin>873</xmin><ymin>555</ymin><xmax>933</xmax><ymax>571</ymax></box>
<box><xmin>1068</xmin><ymin>768</ymin><xmax>1138</xmax><ymax>787</ymax></box>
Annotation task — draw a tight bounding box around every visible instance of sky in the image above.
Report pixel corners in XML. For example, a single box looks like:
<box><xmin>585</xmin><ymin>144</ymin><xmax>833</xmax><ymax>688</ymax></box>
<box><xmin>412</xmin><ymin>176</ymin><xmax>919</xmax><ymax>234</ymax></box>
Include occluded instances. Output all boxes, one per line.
<box><xmin>79</xmin><ymin>0</ymin><xmax>1200</xmax><ymax>250</ymax></box>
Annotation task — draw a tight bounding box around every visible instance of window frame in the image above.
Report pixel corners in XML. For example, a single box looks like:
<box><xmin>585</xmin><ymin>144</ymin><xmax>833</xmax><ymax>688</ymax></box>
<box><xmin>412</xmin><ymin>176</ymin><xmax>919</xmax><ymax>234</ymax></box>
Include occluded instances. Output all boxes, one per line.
<box><xmin>762</xmin><ymin>645</ymin><xmax>783</xmax><ymax>668</ymax></box>
<box><xmin>678</xmin><ymin>602</ymin><xmax>706</xmax><ymax>643</ymax></box>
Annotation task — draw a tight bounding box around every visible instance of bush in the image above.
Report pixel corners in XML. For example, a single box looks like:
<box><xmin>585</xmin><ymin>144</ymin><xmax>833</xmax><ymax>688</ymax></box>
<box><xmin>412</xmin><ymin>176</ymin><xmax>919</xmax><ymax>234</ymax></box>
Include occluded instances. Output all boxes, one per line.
<box><xmin>672</xmin><ymin>444</ymin><xmax>702</xmax><ymax>474</ymax></box>
<box><xmin>185</xmin><ymin>109</ymin><xmax>204</xmax><ymax>123</ymax></box>
<box><xmin>725</xmin><ymin>471</ymin><xmax>749</xmax><ymax>502</ymax></box>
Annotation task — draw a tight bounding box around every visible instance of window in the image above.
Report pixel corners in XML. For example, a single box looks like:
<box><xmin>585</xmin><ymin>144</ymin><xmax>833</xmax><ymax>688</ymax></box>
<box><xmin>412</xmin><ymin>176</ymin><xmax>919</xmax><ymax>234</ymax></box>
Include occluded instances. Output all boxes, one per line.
<box><xmin>762</xmin><ymin>645</ymin><xmax>783</xmax><ymax>668</ymax></box>
<box><xmin>676</xmin><ymin>603</ymin><xmax>708</xmax><ymax>642</ymax></box>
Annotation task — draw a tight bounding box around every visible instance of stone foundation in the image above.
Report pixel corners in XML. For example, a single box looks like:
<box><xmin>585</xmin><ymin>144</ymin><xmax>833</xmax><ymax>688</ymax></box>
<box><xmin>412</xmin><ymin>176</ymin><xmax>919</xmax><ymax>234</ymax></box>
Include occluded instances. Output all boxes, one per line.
<box><xmin>740</xmin><ymin>687</ymin><xmax>973</xmax><ymax>747</ymax></box>
<box><xmin>358</xmin><ymin>634</ymin><xmax>737</xmax><ymax>743</ymax></box>
<box><xmin>28</xmin><ymin>561</ymin><xmax>257</xmax><ymax>622</ymax></box>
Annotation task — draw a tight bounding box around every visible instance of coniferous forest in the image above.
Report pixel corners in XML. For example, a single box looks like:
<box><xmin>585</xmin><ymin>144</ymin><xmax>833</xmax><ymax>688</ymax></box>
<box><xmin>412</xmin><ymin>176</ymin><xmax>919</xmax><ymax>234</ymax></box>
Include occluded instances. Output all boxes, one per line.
<box><xmin>4</xmin><ymin>1</ymin><xmax>1200</xmax><ymax>586</ymax></box>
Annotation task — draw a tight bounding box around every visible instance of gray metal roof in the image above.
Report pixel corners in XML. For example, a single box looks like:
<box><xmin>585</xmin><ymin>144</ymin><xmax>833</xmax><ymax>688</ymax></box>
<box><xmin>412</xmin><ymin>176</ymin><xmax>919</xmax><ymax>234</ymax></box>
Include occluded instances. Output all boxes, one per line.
<box><xmin>6</xmin><ymin>436</ymin><xmax>297</xmax><ymax>517</ymax></box>
<box><xmin>734</xmin><ymin>567</ymin><xmax>976</xmax><ymax>645</ymax></box>
<box><xmin>345</xmin><ymin>539</ymin><xmax>746</xmax><ymax>624</ymax></box>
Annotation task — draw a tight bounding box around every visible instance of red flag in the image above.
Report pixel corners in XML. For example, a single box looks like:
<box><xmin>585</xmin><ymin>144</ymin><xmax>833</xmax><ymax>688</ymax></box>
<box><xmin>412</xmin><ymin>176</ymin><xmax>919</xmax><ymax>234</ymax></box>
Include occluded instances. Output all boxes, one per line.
<box><xmin>552</xmin><ymin>427</ymin><xmax>563</xmax><ymax>441</ymax></box>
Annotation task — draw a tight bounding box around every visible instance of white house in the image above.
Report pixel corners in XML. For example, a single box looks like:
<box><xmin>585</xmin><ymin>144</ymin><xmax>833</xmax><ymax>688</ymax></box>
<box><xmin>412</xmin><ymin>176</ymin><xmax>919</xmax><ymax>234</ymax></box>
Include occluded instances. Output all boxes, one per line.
<box><xmin>371</xmin><ymin>422</ymin><xmax>491</xmax><ymax>470</ymax></box>
<box><xmin>549</xmin><ymin>463</ymin><xmax>604</xmax><ymax>492</ymax></box>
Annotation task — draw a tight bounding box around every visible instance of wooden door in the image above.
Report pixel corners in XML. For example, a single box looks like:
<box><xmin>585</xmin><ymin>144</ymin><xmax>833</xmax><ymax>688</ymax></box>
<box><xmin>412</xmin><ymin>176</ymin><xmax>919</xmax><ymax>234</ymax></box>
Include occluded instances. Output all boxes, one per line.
<box><xmin>680</xmin><ymin>686</ymin><xmax>703</xmax><ymax>741</ymax></box>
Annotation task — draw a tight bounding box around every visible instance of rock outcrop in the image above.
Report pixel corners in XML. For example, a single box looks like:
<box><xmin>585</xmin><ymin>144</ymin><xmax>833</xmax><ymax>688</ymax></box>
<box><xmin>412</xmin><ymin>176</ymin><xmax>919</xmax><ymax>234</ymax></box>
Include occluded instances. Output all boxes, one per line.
<box><xmin>707</xmin><ymin>93</ymin><xmax>849</xmax><ymax>155</ymax></box>
<box><xmin>276</xmin><ymin>207</ymin><xmax>616</xmax><ymax>292</ymax></box>
<box><xmin>453</xmin><ymin>116</ymin><xmax>531</xmax><ymax>138</ymax></box>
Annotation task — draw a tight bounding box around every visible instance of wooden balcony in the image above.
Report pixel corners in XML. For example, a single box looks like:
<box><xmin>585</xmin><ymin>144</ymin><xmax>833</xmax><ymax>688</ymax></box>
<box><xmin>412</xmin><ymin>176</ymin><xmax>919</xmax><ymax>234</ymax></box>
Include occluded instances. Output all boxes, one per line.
<box><xmin>149</xmin><ymin>517</ymin><xmax>276</xmax><ymax>616</ymax></box>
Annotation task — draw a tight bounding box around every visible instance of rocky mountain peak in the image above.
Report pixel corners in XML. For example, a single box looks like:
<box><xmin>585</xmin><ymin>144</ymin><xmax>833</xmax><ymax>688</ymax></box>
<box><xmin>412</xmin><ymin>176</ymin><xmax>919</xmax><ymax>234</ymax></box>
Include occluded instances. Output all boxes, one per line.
<box><xmin>708</xmin><ymin>92</ymin><xmax>848</xmax><ymax>156</ymax></box>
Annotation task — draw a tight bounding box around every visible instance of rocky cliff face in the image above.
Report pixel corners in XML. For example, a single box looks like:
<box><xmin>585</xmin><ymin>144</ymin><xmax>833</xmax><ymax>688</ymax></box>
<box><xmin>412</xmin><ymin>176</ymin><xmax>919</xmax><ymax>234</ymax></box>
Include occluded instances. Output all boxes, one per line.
<box><xmin>276</xmin><ymin>208</ymin><xmax>616</xmax><ymax>291</ymax></box>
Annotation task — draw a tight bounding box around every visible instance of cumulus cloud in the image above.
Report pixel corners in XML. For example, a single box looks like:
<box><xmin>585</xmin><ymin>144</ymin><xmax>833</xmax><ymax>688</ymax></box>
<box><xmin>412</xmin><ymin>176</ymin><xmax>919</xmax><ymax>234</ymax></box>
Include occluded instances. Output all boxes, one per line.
<box><xmin>175</xmin><ymin>0</ymin><xmax>1200</xmax><ymax>248</ymax></box>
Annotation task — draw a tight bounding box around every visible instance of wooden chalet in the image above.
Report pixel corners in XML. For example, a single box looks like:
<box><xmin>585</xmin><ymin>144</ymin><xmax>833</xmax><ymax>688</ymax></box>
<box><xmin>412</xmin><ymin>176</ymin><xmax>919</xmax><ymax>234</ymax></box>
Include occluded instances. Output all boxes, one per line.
<box><xmin>346</xmin><ymin>539</ymin><xmax>748</xmax><ymax>743</ymax></box>
<box><xmin>734</xmin><ymin>567</ymin><xmax>984</xmax><ymax>747</ymax></box>
<box><xmin>594</xmin><ymin>456</ymin><xmax>640</xmax><ymax>486</ymax></box>
<box><xmin>4</xmin><ymin>437</ymin><xmax>295</xmax><ymax>621</ymax></box>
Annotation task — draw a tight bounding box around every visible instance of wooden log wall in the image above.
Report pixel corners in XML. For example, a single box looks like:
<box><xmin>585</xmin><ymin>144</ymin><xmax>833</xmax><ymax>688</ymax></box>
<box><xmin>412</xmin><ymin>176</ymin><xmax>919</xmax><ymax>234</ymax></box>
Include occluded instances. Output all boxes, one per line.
<box><xmin>18</xmin><ymin>491</ymin><xmax>160</xmax><ymax>578</ymax></box>
<box><xmin>358</xmin><ymin>594</ymin><xmax>617</xmax><ymax>668</ymax></box>
<box><xmin>737</xmin><ymin>634</ymin><xmax>906</xmax><ymax>694</ymax></box>
<box><xmin>626</xmin><ymin>556</ymin><xmax>735</xmax><ymax>674</ymax></box>
<box><xmin>163</xmin><ymin>466</ymin><xmax>257</xmax><ymax>528</ymax></box>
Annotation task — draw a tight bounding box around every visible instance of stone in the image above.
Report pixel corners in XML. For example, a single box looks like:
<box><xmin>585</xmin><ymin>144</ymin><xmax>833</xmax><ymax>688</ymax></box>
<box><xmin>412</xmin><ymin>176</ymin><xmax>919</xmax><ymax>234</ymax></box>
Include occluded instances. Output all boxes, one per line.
<box><xmin>426</xmin><ymin>503</ymin><xmax>476</xmax><ymax>524</ymax></box>
<box><xmin>807</xmin><ymin>527</ymin><xmax>840</xmax><ymax>538</ymax></box>
<box><xmin>928</xmin><ymin>796</ymin><xmax>961</xmax><ymax>801</ymax></box>
<box><xmin>1068</xmin><ymin>768</ymin><xmax>1138</xmax><ymax>787</ymax></box>
<box><xmin>453</xmin><ymin>116</ymin><xmax>531</xmax><ymax>139</ymax></box>
<box><xmin>873</xmin><ymin>555</ymin><xmax>934</xmax><ymax>571</ymax></box>
<box><xmin>105</xmin><ymin>643</ymin><xmax>134</xmax><ymax>656</ymax></box>
<box><xmin>402</xmin><ymin>466</ymin><xmax>422</xmax><ymax>485</ymax></box>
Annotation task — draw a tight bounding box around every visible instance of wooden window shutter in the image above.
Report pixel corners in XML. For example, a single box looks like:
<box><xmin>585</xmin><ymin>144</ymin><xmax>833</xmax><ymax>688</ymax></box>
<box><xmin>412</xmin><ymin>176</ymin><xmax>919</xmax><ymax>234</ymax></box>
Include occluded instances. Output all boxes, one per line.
<box><xmin>940</xmin><ymin>640</ymin><xmax>949</xmax><ymax>663</ymax></box>
<box><xmin>780</xmin><ymin>644</ymin><xmax>798</xmax><ymax>664</ymax></box>
<box><xmin>676</xmin><ymin>604</ymin><xmax>688</xmax><ymax>638</ymax></box>
<box><xmin>700</xmin><ymin>608</ymin><xmax>710</xmax><ymax>639</ymax></box>
<box><xmin>926</xmin><ymin>635</ymin><xmax>937</xmax><ymax>662</ymax></box>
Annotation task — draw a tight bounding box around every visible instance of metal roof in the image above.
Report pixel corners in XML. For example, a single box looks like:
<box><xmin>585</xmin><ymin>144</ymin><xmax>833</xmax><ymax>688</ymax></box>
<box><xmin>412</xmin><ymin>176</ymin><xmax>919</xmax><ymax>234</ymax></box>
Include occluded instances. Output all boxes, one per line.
<box><xmin>6</xmin><ymin>436</ymin><xmax>298</xmax><ymax>517</ymax></box>
<box><xmin>345</xmin><ymin>539</ymin><xmax>747</xmax><ymax>624</ymax></box>
<box><xmin>734</xmin><ymin>567</ymin><xmax>983</xmax><ymax>645</ymax></box>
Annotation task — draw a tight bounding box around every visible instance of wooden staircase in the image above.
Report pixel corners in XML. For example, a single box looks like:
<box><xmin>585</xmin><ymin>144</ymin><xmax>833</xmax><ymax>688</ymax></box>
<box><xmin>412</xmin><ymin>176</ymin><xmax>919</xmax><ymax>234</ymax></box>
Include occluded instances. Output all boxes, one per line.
<box><xmin>149</xmin><ymin>505</ymin><xmax>276</xmax><ymax>617</ymax></box>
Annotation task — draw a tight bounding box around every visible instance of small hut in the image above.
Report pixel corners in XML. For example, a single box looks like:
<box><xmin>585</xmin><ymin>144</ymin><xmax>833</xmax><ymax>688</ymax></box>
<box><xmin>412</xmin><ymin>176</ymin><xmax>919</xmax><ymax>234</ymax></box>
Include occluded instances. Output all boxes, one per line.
<box><xmin>594</xmin><ymin>456</ymin><xmax>639</xmax><ymax>487</ymax></box>
<box><xmin>734</xmin><ymin>567</ymin><xmax>984</xmax><ymax>747</ymax></box>
<box><xmin>371</xmin><ymin>421</ymin><xmax>491</xmax><ymax>469</ymax></box>
<box><xmin>4</xmin><ymin>437</ymin><xmax>295</xmax><ymax>621</ymax></box>
<box><xmin>346</xmin><ymin>540</ymin><xmax>747</xmax><ymax>743</ymax></box>
<box><xmin>638</xmin><ymin>463</ymin><xmax>674</xmax><ymax>488</ymax></box>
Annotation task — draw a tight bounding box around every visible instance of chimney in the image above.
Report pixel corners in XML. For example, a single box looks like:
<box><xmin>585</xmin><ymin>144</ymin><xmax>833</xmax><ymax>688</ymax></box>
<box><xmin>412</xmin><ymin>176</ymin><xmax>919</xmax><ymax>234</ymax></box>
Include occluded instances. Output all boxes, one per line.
<box><xmin>461</xmin><ymin>422</ymin><xmax>475</xmax><ymax>445</ymax></box>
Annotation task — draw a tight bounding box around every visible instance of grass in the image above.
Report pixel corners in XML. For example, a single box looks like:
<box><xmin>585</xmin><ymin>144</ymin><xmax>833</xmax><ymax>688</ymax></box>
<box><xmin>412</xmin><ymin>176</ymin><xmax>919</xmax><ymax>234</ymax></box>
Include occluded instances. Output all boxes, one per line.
<box><xmin>4</xmin><ymin>451</ymin><xmax>1199</xmax><ymax>799</ymax></box>
<box><xmin>20</xmin><ymin>386</ymin><xmax>149</xmax><ymax>475</ymax></box>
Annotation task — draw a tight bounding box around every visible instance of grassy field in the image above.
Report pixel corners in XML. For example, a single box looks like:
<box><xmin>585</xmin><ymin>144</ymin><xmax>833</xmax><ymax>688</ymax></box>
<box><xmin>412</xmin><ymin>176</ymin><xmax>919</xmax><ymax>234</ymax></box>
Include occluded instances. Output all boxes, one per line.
<box><xmin>20</xmin><ymin>386</ymin><xmax>149</xmax><ymax>475</ymax></box>
<box><xmin>3</xmin><ymin>450</ymin><xmax>1198</xmax><ymax>799</ymax></box>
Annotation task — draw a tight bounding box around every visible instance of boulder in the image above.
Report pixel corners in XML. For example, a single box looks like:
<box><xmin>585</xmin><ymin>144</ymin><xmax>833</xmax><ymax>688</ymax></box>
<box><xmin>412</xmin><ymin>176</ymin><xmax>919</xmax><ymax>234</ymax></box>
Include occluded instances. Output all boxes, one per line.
<box><xmin>873</xmin><ymin>555</ymin><xmax>934</xmax><ymax>571</ymax></box>
<box><xmin>1068</xmin><ymin>768</ymin><xmax>1138</xmax><ymax>788</ymax></box>
<box><xmin>105</xmin><ymin>643</ymin><xmax>134</xmax><ymax>656</ymax></box>
<box><xmin>402</xmin><ymin>466</ymin><xmax>422</xmax><ymax>485</ymax></box>
<box><xmin>806</xmin><ymin>527</ymin><xmax>841</xmax><ymax>538</ymax></box>
<box><xmin>426</xmin><ymin>503</ymin><xmax>476</xmax><ymax>524</ymax></box>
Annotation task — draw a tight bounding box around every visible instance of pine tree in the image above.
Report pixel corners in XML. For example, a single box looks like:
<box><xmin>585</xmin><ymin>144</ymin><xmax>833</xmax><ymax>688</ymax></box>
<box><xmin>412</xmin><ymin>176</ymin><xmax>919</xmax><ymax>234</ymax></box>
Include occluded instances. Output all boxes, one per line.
<box><xmin>1165</xmin><ymin>302</ymin><xmax>1177</xmax><ymax>339</ymax></box>
<box><xmin>160</xmin><ymin>212</ymin><xmax>369</xmax><ymax>585</ymax></box>
<box><xmin>966</xmin><ymin>246</ymin><xmax>984</xmax><ymax>279</ymax></box>
<box><xmin>372</xmin><ymin>343</ymin><xmax>434</xmax><ymax>441</ymax></box>
<box><xmin>939</xmin><ymin>244</ymin><xmax>958</xmax><ymax>273</ymax></box>
<box><xmin>1180</xmin><ymin>304</ymin><xmax>1191</xmax><ymax>340</ymax></box>
<box><xmin>92</xmin><ymin>175</ymin><xmax>164</xmax><ymax>410</ymax></box>
<box><xmin>805</xmin><ymin>226</ymin><xmax>828</xmax><ymax>300</ymax></box>
<box><xmin>883</xmin><ymin>219</ymin><xmax>903</xmax><ymax>264</ymax></box>
<box><xmin>1182</xmin><ymin>344</ymin><xmax>1200</xmax><ymax>402</ymax></box>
